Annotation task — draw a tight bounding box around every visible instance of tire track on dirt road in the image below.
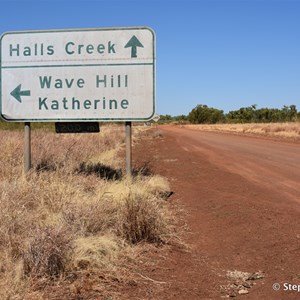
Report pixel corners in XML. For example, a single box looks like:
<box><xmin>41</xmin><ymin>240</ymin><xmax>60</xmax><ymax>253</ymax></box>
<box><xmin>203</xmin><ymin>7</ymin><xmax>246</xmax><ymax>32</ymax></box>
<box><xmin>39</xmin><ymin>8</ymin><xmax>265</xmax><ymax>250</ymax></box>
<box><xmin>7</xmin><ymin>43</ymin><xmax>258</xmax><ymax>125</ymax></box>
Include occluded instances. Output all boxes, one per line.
<box><xmin>168</xmin><ymin>126</ymin><xmax>300</xmax><ymax>203</ymax></box>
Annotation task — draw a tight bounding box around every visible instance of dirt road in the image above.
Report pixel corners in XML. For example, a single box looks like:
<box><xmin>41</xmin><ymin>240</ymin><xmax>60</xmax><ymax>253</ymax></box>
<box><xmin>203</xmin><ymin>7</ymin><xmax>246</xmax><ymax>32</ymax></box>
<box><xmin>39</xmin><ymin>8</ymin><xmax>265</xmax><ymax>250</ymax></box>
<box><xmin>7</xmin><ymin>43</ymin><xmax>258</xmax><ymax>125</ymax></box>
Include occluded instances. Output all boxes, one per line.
<box><xmin>131</xmin><ymin>125</ymin><xmax>300</xmax><ymax>300</ymax></box>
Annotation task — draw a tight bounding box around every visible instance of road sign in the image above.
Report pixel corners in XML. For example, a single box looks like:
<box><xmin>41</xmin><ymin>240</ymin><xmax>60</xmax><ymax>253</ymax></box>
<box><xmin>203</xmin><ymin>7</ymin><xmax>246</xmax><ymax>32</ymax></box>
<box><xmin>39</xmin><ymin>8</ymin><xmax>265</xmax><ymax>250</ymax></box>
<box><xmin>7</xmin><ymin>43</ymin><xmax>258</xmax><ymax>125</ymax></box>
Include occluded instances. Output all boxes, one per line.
<box><xmin>0</xmin><ymin>27</ymin><xmax>155</xmax><ymax>122</ymax></box>
<box><xmin>152</xmin><ymin>114</ymin><xmax>160</xmax><ymax>122</ymax></box>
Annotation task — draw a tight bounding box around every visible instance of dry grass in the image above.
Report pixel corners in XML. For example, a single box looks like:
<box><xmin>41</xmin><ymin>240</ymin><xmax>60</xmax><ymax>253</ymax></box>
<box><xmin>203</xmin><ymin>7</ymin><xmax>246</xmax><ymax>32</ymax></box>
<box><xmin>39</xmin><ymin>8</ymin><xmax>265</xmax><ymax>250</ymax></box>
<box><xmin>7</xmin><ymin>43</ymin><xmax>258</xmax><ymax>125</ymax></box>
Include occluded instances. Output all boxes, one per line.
<box><xmin>183</xmin><ymin>123</ymin><xmax>300</xmax><ymax>140</ymax></box>
<box><xmin>0</xmin><ymin>125</ymin><xmax>173</xmax><ymax>299</ymax></box>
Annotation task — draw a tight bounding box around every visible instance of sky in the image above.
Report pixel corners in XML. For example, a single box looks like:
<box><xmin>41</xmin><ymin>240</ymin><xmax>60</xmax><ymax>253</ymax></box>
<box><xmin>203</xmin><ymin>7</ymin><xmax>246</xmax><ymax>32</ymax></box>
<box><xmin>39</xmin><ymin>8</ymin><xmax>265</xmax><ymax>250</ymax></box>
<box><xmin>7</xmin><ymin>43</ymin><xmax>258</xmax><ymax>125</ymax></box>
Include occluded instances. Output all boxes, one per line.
<box><xmin>0</xmin><ymin>0</ymin><xmax>299</xmax><ymax>116</ymax></box>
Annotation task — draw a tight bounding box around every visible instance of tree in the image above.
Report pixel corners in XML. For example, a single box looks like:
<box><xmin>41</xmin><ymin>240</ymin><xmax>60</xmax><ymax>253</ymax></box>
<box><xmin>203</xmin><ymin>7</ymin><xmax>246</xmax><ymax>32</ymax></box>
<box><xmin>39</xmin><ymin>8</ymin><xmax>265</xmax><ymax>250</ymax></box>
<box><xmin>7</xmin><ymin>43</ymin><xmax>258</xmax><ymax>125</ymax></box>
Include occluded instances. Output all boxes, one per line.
<box><xmin>188</xmin><ymin>104</ymin><xmax>224</xmax><ymax>124</ymax></box>
<box><xmin>159</xmin><ymin>114</ymin><xmax>173</xmax><ymax>122</ymax></box>
<box><xmin>226</xmin><ymin>104</ymin><xmax>298</xmax><ymax>123</ymax></box>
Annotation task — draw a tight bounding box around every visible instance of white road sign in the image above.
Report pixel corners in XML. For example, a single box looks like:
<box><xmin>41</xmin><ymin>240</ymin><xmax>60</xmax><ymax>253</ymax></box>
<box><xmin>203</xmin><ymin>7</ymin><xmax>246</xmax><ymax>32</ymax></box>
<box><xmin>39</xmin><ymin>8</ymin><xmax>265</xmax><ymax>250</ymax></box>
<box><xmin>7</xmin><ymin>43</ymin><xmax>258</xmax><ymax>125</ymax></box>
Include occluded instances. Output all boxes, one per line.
<box><xmin>152</xmin><ymin>113</ymin><xmax>160</xmax><ymax>122</ymax></box>
<box><xmin>0</xmin><ymin>27</ymin><xmax>155</xmax><ymax>122</ymax></box>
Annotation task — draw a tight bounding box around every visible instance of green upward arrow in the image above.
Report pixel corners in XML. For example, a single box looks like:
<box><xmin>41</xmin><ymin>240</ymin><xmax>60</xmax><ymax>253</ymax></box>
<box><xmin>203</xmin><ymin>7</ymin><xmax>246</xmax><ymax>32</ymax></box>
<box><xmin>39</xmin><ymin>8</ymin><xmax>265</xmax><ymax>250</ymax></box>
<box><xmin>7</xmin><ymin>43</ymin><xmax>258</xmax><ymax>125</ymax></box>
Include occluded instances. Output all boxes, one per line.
<box><xmin>125</xmin><ymin>35</ymin><xmax>144</xmax><ymax>58</ymax></box>
<box><xmin>10</xmin><ymin>84</ymin><xmax>31</xmax><ymax>103</ymax></box>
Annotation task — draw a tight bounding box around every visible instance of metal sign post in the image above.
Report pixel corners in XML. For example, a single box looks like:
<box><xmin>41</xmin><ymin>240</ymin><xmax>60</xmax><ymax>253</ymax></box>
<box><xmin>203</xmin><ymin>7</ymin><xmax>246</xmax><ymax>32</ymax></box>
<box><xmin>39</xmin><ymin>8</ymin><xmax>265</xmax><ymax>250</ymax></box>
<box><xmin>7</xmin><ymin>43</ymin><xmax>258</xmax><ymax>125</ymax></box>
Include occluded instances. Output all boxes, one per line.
<box><xmin>125</xmin><ymin>121</ymin><xmax>132</xmax><ymax>176</ymax></box>
<box><xmin>24</xmin><ymin>122</ymin><xmax>31</xmax><ymax>173</ymax></box>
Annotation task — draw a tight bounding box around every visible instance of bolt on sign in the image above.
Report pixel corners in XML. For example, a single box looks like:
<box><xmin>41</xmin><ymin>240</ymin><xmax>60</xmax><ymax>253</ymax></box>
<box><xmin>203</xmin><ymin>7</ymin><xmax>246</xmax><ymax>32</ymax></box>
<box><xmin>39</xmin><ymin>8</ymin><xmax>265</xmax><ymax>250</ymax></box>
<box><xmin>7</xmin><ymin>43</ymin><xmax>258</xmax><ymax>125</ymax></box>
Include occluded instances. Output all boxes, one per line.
<box><xmin>0</xmin><ymin>27</ymin><xmax>156</xmax><ymax>122</ymax></box>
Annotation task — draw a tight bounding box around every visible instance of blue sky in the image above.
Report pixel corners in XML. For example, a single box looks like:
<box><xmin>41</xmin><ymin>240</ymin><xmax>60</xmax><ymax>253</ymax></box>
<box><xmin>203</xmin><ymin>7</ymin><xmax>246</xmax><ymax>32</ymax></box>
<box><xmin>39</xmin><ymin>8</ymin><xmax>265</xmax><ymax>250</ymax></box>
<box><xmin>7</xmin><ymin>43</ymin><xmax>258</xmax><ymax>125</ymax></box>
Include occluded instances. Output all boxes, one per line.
<box><xmin>0</xmin><ymin>0</ymin><xmax>299</xmax><ymax>116</ymax></box>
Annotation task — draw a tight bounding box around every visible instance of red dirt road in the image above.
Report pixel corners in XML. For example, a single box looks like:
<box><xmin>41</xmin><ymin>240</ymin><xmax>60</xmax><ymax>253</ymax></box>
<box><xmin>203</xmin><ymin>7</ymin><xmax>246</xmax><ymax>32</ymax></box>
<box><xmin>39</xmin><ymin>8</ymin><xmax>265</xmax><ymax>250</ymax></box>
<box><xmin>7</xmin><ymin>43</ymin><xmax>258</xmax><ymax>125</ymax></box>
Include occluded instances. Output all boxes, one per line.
<box><xmin>131</xmin><ymin>125</ymin><xmax>300</xmax><ymax>300</ymax></box>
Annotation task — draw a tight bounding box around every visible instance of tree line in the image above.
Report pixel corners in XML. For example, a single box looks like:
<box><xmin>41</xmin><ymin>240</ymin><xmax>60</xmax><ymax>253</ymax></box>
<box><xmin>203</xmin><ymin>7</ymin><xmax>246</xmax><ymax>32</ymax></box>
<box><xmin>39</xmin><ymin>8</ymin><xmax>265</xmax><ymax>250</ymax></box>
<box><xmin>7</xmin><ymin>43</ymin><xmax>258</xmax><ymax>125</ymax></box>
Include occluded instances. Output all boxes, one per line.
<box><xmin>160</xmin><ymin>104</ymin><xmax>300</xmax><ymax>124</ymax></box>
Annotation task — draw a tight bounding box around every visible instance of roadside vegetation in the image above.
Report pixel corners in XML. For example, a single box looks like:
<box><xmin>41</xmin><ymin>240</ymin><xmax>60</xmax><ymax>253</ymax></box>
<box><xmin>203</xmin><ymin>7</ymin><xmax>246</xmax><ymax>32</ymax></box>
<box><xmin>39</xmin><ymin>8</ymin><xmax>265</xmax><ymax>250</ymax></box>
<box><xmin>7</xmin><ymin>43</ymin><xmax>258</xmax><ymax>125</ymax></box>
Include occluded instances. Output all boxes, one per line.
<box><xmin>159</xmin><ymin>104</ymin><xmax>300</xmax><ymax>124</ymax></box>
<box><xmin>0</xmin><ymin>125</ymin><xmax>174</xmax><ymax>299</ymax></box>
<box><xmin>158</xmin><ymin>104</ymin><xmax>300</xmax><ymax>140</ymax></box>
<box><xmin>0</xmin><ymin>121</ymin><xmax>55</xmax><ymax>131</ymax></box>
<box><xmin>183</xmin><ymin>123</ymin><xmax>300</xmax><ymax>140</ymax></box>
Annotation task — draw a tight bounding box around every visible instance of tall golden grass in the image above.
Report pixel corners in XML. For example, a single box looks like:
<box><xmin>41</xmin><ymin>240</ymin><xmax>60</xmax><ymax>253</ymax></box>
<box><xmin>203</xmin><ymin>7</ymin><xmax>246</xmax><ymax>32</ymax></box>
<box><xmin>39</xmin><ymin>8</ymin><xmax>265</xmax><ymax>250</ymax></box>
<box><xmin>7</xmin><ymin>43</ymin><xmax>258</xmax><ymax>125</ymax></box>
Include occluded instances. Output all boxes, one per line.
<box><xmin>0</xmin><ymin>125</ymin><xmax>173</xmax><ymax>299</ymax></box>
<box><xmin>183</xmin><ymin>123</ymin><xmax>300</xmax><ymax>140</ymax></box>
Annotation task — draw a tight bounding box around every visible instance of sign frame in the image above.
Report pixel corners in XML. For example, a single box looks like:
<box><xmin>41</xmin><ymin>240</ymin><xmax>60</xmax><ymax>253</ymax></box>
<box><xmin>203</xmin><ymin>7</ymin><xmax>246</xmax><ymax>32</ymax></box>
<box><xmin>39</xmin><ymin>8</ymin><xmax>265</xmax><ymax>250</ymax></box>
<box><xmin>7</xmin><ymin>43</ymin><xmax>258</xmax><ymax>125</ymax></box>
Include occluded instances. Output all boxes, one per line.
<box><xmin>0</xmin><ymin>27</ymin><xmax>156</xmax><ymax>122</ymax></box>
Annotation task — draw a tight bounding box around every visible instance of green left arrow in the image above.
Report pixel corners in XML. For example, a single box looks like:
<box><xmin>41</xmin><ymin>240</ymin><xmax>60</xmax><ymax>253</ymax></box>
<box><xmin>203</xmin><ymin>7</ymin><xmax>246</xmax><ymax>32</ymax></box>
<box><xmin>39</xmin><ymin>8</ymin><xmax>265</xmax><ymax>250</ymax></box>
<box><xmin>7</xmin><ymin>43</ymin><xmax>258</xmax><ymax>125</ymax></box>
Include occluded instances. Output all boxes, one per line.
<box><xmin>10</xmin><ymin>84</ymin><xmax>31</xmax><ymax>103</ymax></box>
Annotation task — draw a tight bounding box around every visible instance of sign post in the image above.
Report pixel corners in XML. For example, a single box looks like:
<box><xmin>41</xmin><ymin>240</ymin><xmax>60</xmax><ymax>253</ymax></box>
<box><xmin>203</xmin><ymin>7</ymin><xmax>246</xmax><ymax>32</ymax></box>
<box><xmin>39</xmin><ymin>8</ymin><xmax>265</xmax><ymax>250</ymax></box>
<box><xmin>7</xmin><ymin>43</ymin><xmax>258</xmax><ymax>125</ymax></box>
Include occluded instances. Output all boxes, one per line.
<box><xmin>0</xmin><ymin>27</ymin><xmax>156</xmax><ymax>174</ymax></box>
<box><xmin>24</xmin><ymin>122</ymin><xmax>31</xmax><ymax>173</ymax></box>
<box><xmin>125</xmin><ymin>122</ymin><xmax>132</xmax><ymax>176</ymax></box>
